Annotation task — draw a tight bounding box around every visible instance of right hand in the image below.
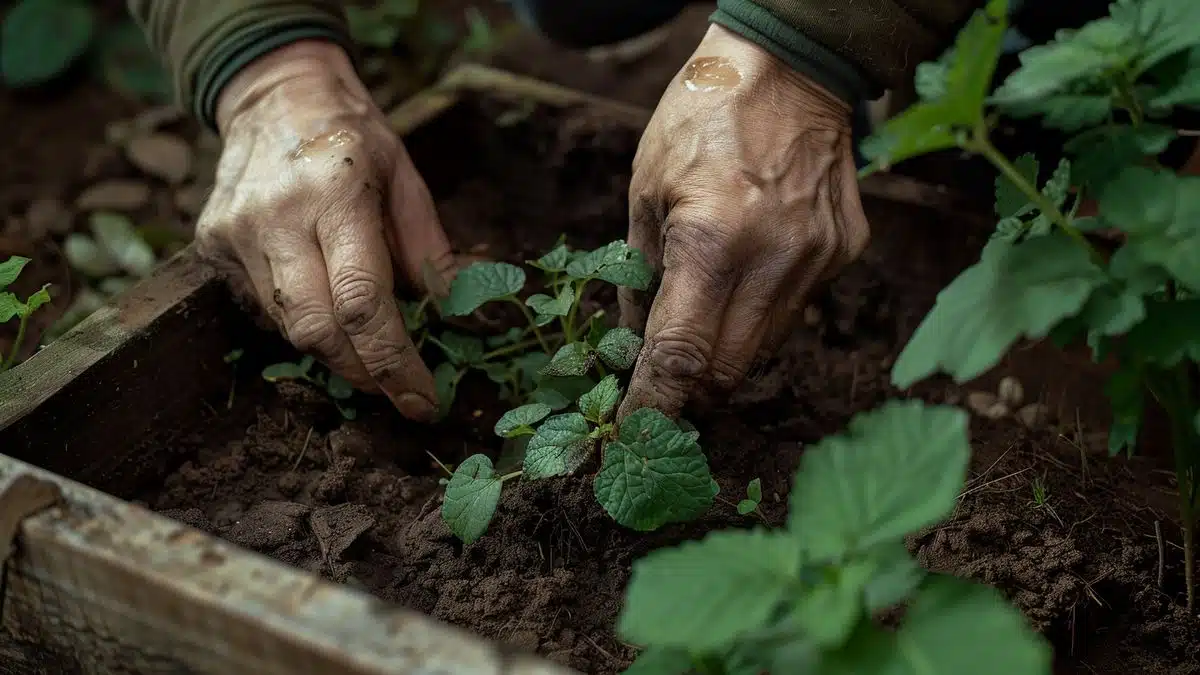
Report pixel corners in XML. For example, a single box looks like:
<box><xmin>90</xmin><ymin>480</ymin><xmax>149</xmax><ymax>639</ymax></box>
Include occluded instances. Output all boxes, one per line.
<box><xmin>198</xmin><ymin>41</ymin><xmax>452</xmax><ymax>422</ymax></box>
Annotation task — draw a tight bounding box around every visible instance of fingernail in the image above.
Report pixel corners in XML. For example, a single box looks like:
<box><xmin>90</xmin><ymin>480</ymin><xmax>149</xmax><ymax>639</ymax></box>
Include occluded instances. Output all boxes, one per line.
<box><xmin>395</xmin><ymin>393</ymin><xmax>436</xmax><ymax>421</ymax></box>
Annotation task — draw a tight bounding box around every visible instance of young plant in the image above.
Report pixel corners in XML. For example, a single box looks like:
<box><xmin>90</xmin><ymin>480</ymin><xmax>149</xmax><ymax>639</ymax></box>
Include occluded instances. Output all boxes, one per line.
<box><xmin>616</xmin><ymin>401</ymin><xmax>1051</xmax><ymax>675</ymax></box>
<box><xmin>262</xmin><ymin>355</ymin><xmax>357</xmax><ymax>420</ymax></box>
<box><xmin>0</xmin><ymin>256</ymin><xmax>51</xmax><ymax>372</ymax></box>
<box><xmin>861</xmin><ymin>0</ymin><xmax>1200</xmax><ymax>609</ymax></box>
<box><xmin>437</xmin><ymin>240</ymin><xmax>718</xmax><ymax>543</ymax></box>
<box><xmin>737</xmin><ymin>478</ymin><xmax>763</xmax><ymax>516</ymax></box>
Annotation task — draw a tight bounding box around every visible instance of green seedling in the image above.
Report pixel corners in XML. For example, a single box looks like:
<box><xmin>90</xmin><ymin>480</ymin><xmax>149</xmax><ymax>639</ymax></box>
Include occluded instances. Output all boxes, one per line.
<box><xmin>861</xmin><ymin>0</ymin><xmax>1200</xmax><ymax>609</ymax></box>
<box><xmin>262</xmin><ymin>355</ymin><xmax>357</xmax><ymax>420</ymax></box>
<box><xmin>0</xmin><ymin>256</ymin><xmax>51</xmax><ymax>372</ymax></box>
<box><xmin>616</xmin><ymin>401</ymin><xmax>1051</xmax><ymax>675</ymax></box>
<box><xmin>224</xmin><ymin>348</ymin><xmax>244</xmax><ymax>410</ymax></box>
<box><xmin>434</xmin><ymin>239</ymin><xmax>718</xmax><ymax>543</ymax></box>
<box><xmin>737</xmin><ymin>478</ymin><xmax>763</xmax><ymax>516</ymax></box>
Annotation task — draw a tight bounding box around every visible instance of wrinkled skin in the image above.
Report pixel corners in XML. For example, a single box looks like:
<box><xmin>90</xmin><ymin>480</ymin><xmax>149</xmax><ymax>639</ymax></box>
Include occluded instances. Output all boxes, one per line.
<box><xmin>617</xmin><ymin>24</ymin><xmax>871</xmax><ymax>421</ymax></box>
<box><xmin>200</xmin><ymin>41</ymin><xmax>451</xmax><ymax>422</ymax></box>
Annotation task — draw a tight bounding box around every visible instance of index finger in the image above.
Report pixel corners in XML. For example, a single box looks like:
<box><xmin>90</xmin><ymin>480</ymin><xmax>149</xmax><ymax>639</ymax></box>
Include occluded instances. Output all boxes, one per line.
<box><xmin>319</xmin><ymin>198</ymin><xmax>438</xmax><ymax>422</ymax></box>
<box><xmin>616</xmin><ymin>216</ymin><xmax>737</xmax><ymax>422</ymax></box>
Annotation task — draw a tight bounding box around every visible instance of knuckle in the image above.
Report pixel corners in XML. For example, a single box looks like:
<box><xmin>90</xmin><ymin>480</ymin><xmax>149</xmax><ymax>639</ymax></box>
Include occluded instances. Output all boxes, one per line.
<box><xmin>358</xmin><ymin>341</ymin><xmax>418</xmax><ymax>381</ymax></box>
<box><xmin>287</xmin><ymin>308</ymin><xmax>342</xmax><ymax>356</ymax></box>
<box><xmin>331</xmin><ymin>273</ymin><xmax>384</xmax><ymax>335</ymax></box>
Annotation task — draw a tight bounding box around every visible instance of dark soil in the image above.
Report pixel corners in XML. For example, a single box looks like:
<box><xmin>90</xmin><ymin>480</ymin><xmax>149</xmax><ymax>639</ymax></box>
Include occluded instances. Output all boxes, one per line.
<box><xmin>130</xmin><ymin>98</ymin><xmax>1200</xmax><ymax>675</ymax></box>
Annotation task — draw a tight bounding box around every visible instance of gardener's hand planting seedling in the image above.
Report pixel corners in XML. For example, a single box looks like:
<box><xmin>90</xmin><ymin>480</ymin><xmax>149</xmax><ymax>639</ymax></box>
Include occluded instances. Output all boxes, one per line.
<box><xmin>189</xmin><ymin>40</ymin><xmax>453</xmax><ymax>423</ymax></box>
<box><xmin>620</xmin><ymin>23</ymin><xmax>870</xmax><ymax>421</ymax></box>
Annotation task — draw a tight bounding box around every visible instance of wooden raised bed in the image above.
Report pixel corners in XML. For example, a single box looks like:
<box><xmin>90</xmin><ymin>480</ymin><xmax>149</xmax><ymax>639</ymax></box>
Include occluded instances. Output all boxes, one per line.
<box><xmin>1</xmin><ymin>64</ymin><xmax>1175</xmax><ymax>675</ymax></box>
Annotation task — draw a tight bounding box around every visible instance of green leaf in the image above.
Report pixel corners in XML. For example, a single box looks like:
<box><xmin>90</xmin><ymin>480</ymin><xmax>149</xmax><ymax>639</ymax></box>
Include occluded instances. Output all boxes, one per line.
<box><xmin>840</xmin><ymin>575</ymin><xmax>1052</xmax><ymax>674</ymax></box>
<box><xmin>441</xmin><ymin>454</ymin><xmax>504</xmax><ymax>544</ymax></box>
<box><xmin>0</xmin><ymin>292</ymin><xmax>22</xmax><ymax>323</ymax></box>
<box><xmin>617</xmin><ymin>528</ymin><xmax>801</xmax><ymax>650</ymax></box>
<box><xmin>529</xmin><ymin>385</ymin><xmax>572</xmax><ymax>411</ymax></box>
<box><xmin>21</xmin><ymin>285</ymin><xmax>51</xmax><ymax>316</ymax></box>
<box><xmin>746</xmin><ymin>477</ymin><xmax>762</xmax><ymax>502</ymax></box>
<box><xmin>0</xmin><ymin>256</ymin><xmax>30</xmax><ymax>289</ymax></box>
<box><xmin>862</xmin><ymin>543</ymin><xmax>925</xmax><ymax>611</ymax></box>
<box><xmin>437</xmin><ymin>332</ymin><xmax>486</xmax><ymax>366</ymax></box>
<box><xmin>433</xmin><ymin>362</ymin><xmax>462</xmax><ymax>420</ymax></box>
<box><xmin>621</xmin><ymin>647</ymin><xmax>694</xmax><ymax>675</ymax></box>
<box><xmin>1098</xmin><ymin>167</ymin><xmax>1198</xmax><ymax>236</ymax></box>
<box><xmin>788</xmin><ymin>401</ymin><xmax>970</xmax><ymax>560</ymax></box>
<box><xmin>1105</xmin><ymin>365</ymin><xmax>1143</xmax><ymax>456</ymax></box>
<box><xmin>325</xmin><ymin>374</ymin><xmax>354</xmax><ymax>400</ymax></box>
<box><xmin>0</xmin><ymin>0</ymin><xmax>95</xmax><ymax>88</ymax></box>
<box><xmin>441</xmin><ymin>262</ymin><xmax>525</xmax><ymax>316</ymax></box>
<box><xmin>913</xmin><ymin>60</ymin><xmax>947</xmax><ymax>102</ymax></box>
<box><xmin>892</xmin><ymin>235</ymin><xmax>1106</xmax><ymax>388</ymax></box>
<box><xmin>541</xmin><ymin>342</ymin><xmax>596</xmax><ymax>377</ymax></box>
<box><xmin>91</xmin><ymin>212</ymin><xmax>157</xmax><ymax>278</ymax></box>
<box><xmin>523</xmin><ymin>412</ymin><xmax>595</xmax><ymax>479</ymax></box>
<box><xmin>596</xmin><ymin>327</ymin><xmax>644</xmax><ymax>371</ymax></box>
<box><xmin>526</xmin><ymin>284</ymin><xmax>574</xmax><ymax>324</ymax></box>
<box><xmin>566</xmin><ymin>241</ymin><xmax>654</xmax><ymax>290</ymax></box>
<box><xmin>530</xmin><ymin>244</ymin><xmax>570</xmax><ymax>272</ymax></box>
<box><xmin>494</xmin><ymin>402</ymin><xmax>552</xmax><ymax>438</ymax></box>
<box><xmin>1080</xmin><ymin>286</ymin><xmax>1146</xmax><ymax>336</ymax></box>
<box><xmin>736</xmin><ymin>499</ymin><xmax>758</xmax><ymax>515</ymax></box>
<box><xmin>1125</xmin><ymin>299</ymin><xmax>1200</xmax><ymax>367</ymax></box>
<box><xmin>860</xmin><ymin>103</ymin><xmax>961</xmax><ymax>169</ymax></box>
<box><xmin>1151</xmin><ymin>47</ymin><xmax>1200</xmax><ymax>108</ymax></box>
<box><xmin>262</xmin><ymin>362</ymin><xmax>307</xmax><ymax>382</ymax></box>
<box><xmin>992</xmin><ymin>16</ymin><xmax>1135</xmax><ymax>105</ymax></box>
<box><xmin>531</xmin><ymin>375</ymin><xmax>596</xmax><ymax>411</ymax></box>
<box><xmin>578</xmin><ymin>375</ymin><xmax>621</xmax><ymax>424</ymax></box>
<box><xmin>1065</xmin><ymin>124</ymin><xmax>1176</xmax><ymax>190</ymax></box>
<box><xmin>995</xmin><ymin>153</ymin><xmax>1039</xmax><ymax>218</ymax></box>
<box><xmin>594</xmin><ymin>408</ymin><xmax>716</xmax><ymax>530</ymax></box>
<box><xmin>1001</xmin><ymin>94</ymin><xmax>1112</xmax><ymax>132</ymax></box>
<box><xmin>788</xmin><ymin>558</ymin><xmax>875</xmax><ymax>647</ymax></box>
<box><xmin>1122</xmin><ymin>0</ymin><xmax>1200</xmax><ymax>73</ymax></box>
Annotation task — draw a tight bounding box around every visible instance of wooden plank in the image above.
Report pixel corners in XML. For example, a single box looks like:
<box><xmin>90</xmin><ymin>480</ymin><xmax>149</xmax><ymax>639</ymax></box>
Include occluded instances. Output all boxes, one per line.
<box><xmin>0</xmin><ymin>458</ymin><xmax>577</xmax><ymax>675</ymax></box>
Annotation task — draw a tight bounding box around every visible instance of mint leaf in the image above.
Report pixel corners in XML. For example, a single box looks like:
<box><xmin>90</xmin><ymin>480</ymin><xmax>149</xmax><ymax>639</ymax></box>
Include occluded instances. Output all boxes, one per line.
<box><xmin>992</xmin><ymin>16</ymin><xmax>1134</xmax><ymax>104</ymax></box>
<box><xmin>436</xmin><ymin>332</ymin><xmax>486</xmax><ymax>366</ymax></box>
<box><xmin>261</xmin><ymin>362</ymin><xmax>307</xmax><ymax>381</ymax></box>
<box><xmin>529</xmin><ymin>385</ymin><xmax>572</xmax><ymax>411</ymax></box>
<box><xmin>594</xmin><ymin>408</ymin><xmax>716</xmax><ymax>530</ymax></box>
<box><xmin>617</xmin><ymin>528</ymin><xmax>800</xmax><ymax>650</ymax></box>
<box><xmin>860</xmin><ymin>103</ymin><xmax>960</xmax><ymax>169</ymax></box>
<box><xmin>494</xmin><ymin>402</ymin><xmax>552</xmax><ymax>438</ymax></box>
<box><xmin>530</xmin><ymin>243</ymin><xmax>570</xmax><ymax>272</ymax></box>
<box><xmin>579</xmin><ymin>374</ymin><xmax>621</xmax><ymax>424</ymax></box>
<box><xmin>1065</xmin><ymin>124</ymin><xmax>1175</xmax><ymax>190</ymax></box>
<box><xmin>442</xmin><ymin>261</ymin><xmax>525</xmax><ymax>316</ymax></box>
<box><xmin>597</xmin><ymin>327</ymin><xmax>644</xmax><ymax>371</ymax></box>
<box><xmin>788</xmin><ymin>401</ymin><xmax>970</xmax><ymax>560</ymax></box>
<box><xmin>892</xmin><ymin>235</ymin><xmax>1106</xmax><ymax>388</ymax></box>
<box><xmin>0</xmin><ymin>292</ymin><xmax>22</xmax><ymax>323</ymax></box>
<box><xmin>541</xmin><ymin>342</ymin><xmax>595</xmax><ymax>377</ymax></box>
<box><xmin>788</xmin><ymin>558</ymin><xmax>875</xmax><ymax>648</ymax></box>
<box><xmin>1080</xmin><ymin>286</ymin><xmax>1146</xmax><ymax>336</ymax></box>
<box><xmin>1001</xmin><ymin>94</ymin><xmax>1112</xmax><ymax>132</ymax></box>
<box><xmin>523</xmin><ymin>412</ymin><xmax>594</xmax><ymax>479</ymax></box>
<box><xmin>995</xmin><ymin>153</ymin><xmax>1038</xmax><ymax>218</ymax></box>
<box><xmin>862</xmin><ymin>543</ymin><xmax>925</xmax><ymax>611</ymax></box>
<box><xmin>0</xmin><ymin>255</ymin><xmax>30</xmax><ymax>289</ymax></box>
<box><xmin>1098</xmin><ymin>167</ymin><xmax>1196</xmax><ymax>236</ymax></box>
<box><xmin>526</xmin><ymin>284</ymin><xmax>574</xmax><ymax>325</ymax></box>
<box><xmin>566</xmin><ymin>240</ymin><xmax>654</xmax><ymax>290</ymax></box>
<box><xmin>1125</xmin><ymin>299</ymin><xmax>1200</xmax><ymax>367</ymax></box>
<box><xmin>442</xmin><ymin>454</ymin><xmax>504</xmax><ymax>544</ymax></box>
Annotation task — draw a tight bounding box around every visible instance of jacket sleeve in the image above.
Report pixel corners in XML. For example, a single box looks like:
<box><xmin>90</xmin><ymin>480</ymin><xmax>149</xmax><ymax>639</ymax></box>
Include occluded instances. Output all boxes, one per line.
<box><xmin>711</xmin><ymin>0</ymin><xmax>983</xmax><ymax>103</ymax></box>
<box><xmin>127</xmin><ymin>0</ymin><xmax>354</xmax><ymax>131</ymax></box>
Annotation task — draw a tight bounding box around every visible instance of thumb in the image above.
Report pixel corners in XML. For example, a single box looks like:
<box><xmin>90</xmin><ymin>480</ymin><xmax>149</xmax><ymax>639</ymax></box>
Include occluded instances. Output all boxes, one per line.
<box><xmin>386</xmin><ymin>147</ymin><xmax>457</xmax><ymax>298</ymax></box>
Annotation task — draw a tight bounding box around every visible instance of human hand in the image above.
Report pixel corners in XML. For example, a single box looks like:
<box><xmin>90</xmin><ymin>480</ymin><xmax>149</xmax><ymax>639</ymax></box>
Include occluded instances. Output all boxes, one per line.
<box><xmin>199</xmin><ymin>41</ymin><xmax>452</xmax><ymax>422</ymax></box>
<box><xmin>617</xmin><ymin>24</ymin><xmax>870</xmax><ymax>421</ymax></box>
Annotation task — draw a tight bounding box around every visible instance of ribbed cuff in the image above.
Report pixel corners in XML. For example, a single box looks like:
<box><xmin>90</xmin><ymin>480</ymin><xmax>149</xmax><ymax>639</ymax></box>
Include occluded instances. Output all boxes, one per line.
<box><xmin>195</xmin><ymin>23</ymin><xmax>357</xmax><ymax>132</ymax></box>
<box><xmin>711</xmin><ymin>0</ymin><xmax>880</xmax><ymax>105</ymax></box>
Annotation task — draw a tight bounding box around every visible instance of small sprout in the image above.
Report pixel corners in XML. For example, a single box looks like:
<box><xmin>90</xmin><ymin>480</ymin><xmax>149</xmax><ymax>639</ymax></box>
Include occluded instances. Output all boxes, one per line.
<box><xmin>0</xmin><ymin>255</ymin><xmax>52</xmax><ymax>372</ymax></box>
<box><xmin>261</xmin><ymin>356</ymin><xmax>355</xmax><ymax>419</ymax></box>
<box><xmin>441</xmin><ymin>455</ymin><xmax>510</xmax><ymax>545</ymax></box>
<box><xmin>736</xmin><ymin>478</ymin><xmax>762</xmax><ymax>515</ymax></box>
<box><xmin>223</xmin><ymin>348</ymin><xmax>244</xmax><ymax>364</ymax></box>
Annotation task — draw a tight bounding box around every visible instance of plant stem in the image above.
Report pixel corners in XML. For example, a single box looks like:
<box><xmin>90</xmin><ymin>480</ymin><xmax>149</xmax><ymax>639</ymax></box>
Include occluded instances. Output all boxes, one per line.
<box><xmin>562</xmin><ymin>279</ymin><xmax>590</xmax><ymax>343</ymax></box>
<box><xmin>966</xmin><ymin>130</ymin><xmax>1099</xmax><ymax>261</ymax></box>
<box><xmin>482</xmin><ymin>335</ymin><xmax>560</xmax><ymax>362</ymax></box>
<box><xmin>510</xmin><ymin>298</ymin><xmax>550</xmax><ymax>352</ymax></box>
<box><xmin>499</xmin><ymin>470</ymin><xmax>523</xmax><ymax>482</ymax></box>
<box><xmin>1</xmin><ymin>313</ymin><xmax>29</xmax><ymax>372</ymax></box>
<box><xmin>1114</xmin><ymin>72</ymin><xmax>1145</xmax><ymax>127</ymax></box>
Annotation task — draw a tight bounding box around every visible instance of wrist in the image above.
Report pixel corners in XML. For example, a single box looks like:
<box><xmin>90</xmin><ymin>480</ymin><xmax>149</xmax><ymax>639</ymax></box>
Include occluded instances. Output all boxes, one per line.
<box><xmin>215</xmin><ymin>40</ymin><xmax>371</xmax><ymax>135</ymax></box>
<box><xmin>693</xmin><ymin>24</ymin><xmax>851</xmax><ymax>126</ymax></box>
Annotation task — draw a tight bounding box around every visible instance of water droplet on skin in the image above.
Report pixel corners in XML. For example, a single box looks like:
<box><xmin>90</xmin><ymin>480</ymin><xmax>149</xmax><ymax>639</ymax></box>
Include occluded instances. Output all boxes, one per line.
<box><xmin>680</xmin><ymin>56</ymin><xmax>742</xmax><ymax>92</ymax></box>
<box><xmin>288</xmin><ymin>129</ymin><xmax>357</xmax><ymax>162</ymax></box>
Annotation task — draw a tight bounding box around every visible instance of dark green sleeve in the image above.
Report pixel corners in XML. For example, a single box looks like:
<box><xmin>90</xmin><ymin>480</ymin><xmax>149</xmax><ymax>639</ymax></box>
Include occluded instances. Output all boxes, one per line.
<box><xmin>126</xmin><ymin>0</ymin><xmax>354</xmax><ymax>131</ymax></box>
<box><xmin>711</xmin><ymin>0</ymin><xmax>983</xmax><ymax>103</ymax></box>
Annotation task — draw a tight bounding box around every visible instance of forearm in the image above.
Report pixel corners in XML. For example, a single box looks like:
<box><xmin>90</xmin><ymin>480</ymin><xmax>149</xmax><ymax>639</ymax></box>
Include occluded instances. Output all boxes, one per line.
<box><xmin>711</xmin><ymin>0</ymin><xmax>983</xmax><ymax>102</ymax></box>
<box><xmin>127</xmin><ymin>0</ymin><xmax>353</xmax><ymax>131</ymax></box>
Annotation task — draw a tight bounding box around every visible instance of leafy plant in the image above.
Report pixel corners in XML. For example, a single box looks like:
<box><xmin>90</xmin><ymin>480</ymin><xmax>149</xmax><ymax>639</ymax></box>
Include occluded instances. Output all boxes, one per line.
<box><xmin>861</xmin><ymin>0</ymin><xmax>1200</xmax><ymax>609</ymax></box>
<box><xmin>262</xmin><ymin>355</ymin><xmax>358</xmax><ymax>420</ymax></box>
<box><xmin>617</xmin><ymin>401</ymin><xmax>1051</xmax><ymax>675</ymax></box>
<box><xmin>427</xmin><ymin>239</ymin><xmax>718</xmax><ymax>543</ymax></box>
<box><xmin>0</xmin><ymin>256</ymin><xmax>51</xmax><ymax>372</ymax></box>
<box><xmin>737</xmin><ymin>478</ymin><xmax>763</xmax><ymax>516</ymax></box>
<box><xmin>0</xmin><ymin>0</ymin><xmax>168</xmax><ymax>100</ymax></box>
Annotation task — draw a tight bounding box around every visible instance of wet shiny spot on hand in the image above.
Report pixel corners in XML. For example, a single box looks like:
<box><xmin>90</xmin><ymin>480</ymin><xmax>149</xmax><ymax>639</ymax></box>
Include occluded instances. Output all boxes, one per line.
<box><xmin>680</xmin><ymin>56</ymin><xmax>742</xmax><ymax>92</ymax></box>
<box><xmin>288</xmin><ymin>129</ymin><xmax>357</xmax><ymax>162</ymax></box>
